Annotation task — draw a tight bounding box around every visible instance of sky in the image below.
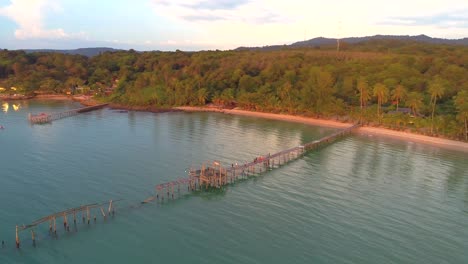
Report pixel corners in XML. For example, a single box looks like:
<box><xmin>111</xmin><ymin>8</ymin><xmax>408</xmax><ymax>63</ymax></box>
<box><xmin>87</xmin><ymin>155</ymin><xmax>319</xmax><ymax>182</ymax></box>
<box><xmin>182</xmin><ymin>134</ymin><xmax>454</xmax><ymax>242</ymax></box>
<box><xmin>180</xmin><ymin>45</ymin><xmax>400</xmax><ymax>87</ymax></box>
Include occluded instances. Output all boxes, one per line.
<box><xmin>0</xmin><ymin>0</ymin><xmax>467</xmax><ymax>51</ymax></box>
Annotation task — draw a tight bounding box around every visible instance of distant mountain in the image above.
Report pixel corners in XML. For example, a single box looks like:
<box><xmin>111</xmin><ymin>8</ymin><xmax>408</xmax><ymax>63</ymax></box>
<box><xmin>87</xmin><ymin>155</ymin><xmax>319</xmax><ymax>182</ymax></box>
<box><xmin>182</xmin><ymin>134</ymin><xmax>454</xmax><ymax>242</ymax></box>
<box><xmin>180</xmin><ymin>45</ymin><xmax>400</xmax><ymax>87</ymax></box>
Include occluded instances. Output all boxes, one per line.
<box><xmin>23</xmin><ymin>47</ymin><xmax>122</xmax><ymax>57</ymax></box>
<box><xmin>236</xmin><ymin>34</ymin><xmax>468</xmax><ymax>51</ymax></box>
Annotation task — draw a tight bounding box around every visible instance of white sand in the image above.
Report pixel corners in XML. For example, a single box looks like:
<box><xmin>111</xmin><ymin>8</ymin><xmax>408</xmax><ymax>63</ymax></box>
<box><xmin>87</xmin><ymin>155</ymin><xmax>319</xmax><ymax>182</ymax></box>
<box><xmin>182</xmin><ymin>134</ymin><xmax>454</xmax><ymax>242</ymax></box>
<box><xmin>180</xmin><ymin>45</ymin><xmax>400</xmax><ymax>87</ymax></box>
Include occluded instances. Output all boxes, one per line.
<box><xmin>175</xmin><ymin>106</ymin><xmax>468</xmax><ymax>152</ymax></box>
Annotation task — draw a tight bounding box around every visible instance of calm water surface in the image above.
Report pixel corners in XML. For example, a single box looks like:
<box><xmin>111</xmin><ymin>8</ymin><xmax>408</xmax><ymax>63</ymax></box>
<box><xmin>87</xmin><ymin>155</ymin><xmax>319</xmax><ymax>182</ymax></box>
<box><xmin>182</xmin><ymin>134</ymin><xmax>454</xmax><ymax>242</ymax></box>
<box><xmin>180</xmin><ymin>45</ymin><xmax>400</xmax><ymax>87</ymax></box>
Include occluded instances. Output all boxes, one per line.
<box><xmin>0</xmin><ymin>100</ymin><xmax>467</xmax><ymax>264</ymax></box>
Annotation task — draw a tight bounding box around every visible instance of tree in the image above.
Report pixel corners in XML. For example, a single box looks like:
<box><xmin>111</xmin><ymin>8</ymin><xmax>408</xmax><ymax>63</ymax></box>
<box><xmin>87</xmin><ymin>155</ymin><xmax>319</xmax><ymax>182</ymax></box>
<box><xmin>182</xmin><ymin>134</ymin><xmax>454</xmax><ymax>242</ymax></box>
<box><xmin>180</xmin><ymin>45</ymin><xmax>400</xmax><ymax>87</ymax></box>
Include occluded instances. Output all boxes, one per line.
<box><xmin>278</xmin><ymin>81</ymin><xmax>292</xmax><ymax>111</ymax></box>
<box><xmin>406</xmin><ymin>92</ymin><xmax>423</xmax><ymax>116</ymax></box>
<box><xmin>428</xmin><ymin>77</ymin><xmax>445</xmax><ymax>134</ymax></box>
<box><xmin>306</xmin><ymin>68</ymin><xmax>336</xmax><ymax>114</ymax></box>
<box><xmin>373</xmin><ymin>83</ymin><xmax>389</xmax><ymax>123</ymax></box>
<box><xmin>196</xmin><ymin>88</ymin><xmax>208</xmax><ymax>105</ymax></box>
<box><xmin>357</xmin><ymin>77</ymin><xmax>371</xmax><ymax>122</ymax></box>
<box><xmin>391</xmin><ymin>84</ymin><xmax>407</xmax><ymax>111</ymax></box>
<box><xmin>454</xmin><ymin>90</ymin><xmax>468</xmax><ymax>141</ymax></box>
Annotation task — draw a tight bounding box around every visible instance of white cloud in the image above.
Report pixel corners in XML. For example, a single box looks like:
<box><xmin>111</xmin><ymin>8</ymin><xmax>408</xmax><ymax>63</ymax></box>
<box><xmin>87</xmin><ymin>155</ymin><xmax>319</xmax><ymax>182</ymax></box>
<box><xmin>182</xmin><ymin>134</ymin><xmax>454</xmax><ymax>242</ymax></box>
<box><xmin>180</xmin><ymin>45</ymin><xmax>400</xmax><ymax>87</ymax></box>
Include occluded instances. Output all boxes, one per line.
<box><xmin>150</xmin><ymin>0</ymin><xmax>468</xmax><ymax>49</ymax></box>
<box><xmin>151</xmin><ymin>0</ymin><xmax>291</xmax><ymax>24</ymax></box>
<box><xmin>0</xmin><ymin>0</ymin><xmax>85</xmax><ymax>40</ymax></box>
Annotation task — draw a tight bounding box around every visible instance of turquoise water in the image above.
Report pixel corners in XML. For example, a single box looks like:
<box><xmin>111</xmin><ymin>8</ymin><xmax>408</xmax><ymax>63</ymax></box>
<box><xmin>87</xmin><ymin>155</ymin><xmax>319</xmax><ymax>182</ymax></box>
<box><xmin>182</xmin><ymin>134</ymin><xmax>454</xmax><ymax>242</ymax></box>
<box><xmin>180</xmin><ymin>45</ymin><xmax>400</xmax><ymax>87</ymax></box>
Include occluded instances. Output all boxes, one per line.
<box><xmin>0</xmin><ymin>100</ymin><xmax>467</xmax><ymax>264</ymax></box>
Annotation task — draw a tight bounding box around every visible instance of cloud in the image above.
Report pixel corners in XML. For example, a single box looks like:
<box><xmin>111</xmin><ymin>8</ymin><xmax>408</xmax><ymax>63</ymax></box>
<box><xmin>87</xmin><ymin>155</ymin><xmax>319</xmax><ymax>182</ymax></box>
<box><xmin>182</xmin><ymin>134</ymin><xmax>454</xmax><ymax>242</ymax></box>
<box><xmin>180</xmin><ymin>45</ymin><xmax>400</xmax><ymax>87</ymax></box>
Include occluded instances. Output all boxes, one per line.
<box><xmin>381</xmin><ymin>9</ymin><xmax>468</xmax><ymax>28</ymax></box>
<box><xmin>151</xmin><ymin>0</ymin><xmax>291</xmax><ymax>24</ymax></box>
<box><xmin>0</xmin><ymin>0</ymin><xmax>85</xmax><ymax>39</ymax></box>
<box><xmin>183</xmin><ymin>0</ymin><xmax>250</xmax><ymax>10</ymax></box>
<box><xmin>181</xmin><ymin>14</ymin><xmax>225</xmax><ymax>22</ymax></box>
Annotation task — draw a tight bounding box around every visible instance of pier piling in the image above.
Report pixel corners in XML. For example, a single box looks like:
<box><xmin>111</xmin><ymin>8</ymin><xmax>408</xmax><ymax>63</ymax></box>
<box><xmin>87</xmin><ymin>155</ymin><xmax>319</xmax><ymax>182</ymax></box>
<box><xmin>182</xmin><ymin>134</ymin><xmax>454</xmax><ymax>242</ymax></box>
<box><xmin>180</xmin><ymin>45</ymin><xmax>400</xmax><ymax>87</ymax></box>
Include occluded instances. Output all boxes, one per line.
<box><xmin>15</xmin><ymin>225</ymin><xmax>20</xmax><ymax>249</ymax></box>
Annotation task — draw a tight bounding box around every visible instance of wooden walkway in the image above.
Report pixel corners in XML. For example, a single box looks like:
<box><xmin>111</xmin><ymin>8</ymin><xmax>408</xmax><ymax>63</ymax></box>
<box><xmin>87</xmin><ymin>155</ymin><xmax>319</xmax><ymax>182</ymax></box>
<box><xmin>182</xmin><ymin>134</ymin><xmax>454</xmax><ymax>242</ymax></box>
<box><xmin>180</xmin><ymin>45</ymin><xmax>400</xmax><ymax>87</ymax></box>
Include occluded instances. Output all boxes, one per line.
<box><xmin>154</xmin><ymin>124</ymin><xmax>360</xmax><ymax>197</ymax></box>
<box><xmin>11</xmin><ymin>123</ymin><xmax>359</xmax><ymax>249</ymax></box>
<box><xmin>14</xmin><ymin>200</ymin><xmax>117</xmax><ymax>248</ymax></box>
<box><xmin>28</xmin><ymin>103</ymin><xmax>108</xmax><ymax>124</ymax></box>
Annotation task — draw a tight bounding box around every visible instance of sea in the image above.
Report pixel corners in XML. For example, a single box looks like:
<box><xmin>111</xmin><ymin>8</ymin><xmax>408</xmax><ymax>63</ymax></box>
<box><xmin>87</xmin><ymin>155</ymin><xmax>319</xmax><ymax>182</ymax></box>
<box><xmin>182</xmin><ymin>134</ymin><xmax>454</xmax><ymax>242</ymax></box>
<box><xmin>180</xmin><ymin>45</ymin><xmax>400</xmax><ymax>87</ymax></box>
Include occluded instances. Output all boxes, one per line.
<box><xmin>0</xmin><ymin>100</ymin><xmax>467</xmax><ymax>264</ymax></box>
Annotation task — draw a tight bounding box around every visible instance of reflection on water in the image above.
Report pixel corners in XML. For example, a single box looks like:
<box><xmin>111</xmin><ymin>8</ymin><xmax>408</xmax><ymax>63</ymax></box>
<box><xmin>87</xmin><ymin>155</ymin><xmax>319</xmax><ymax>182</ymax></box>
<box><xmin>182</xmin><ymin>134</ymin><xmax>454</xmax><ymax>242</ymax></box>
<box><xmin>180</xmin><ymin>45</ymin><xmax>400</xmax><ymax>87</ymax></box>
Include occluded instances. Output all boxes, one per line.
<box><xmin>2</xmin><ymin>102</ymin><xmax>8</xmax><ymax>112</ymax></box>
<box><xmin>12</xmin><ymin>103</ymin><xmax>20</xmax><ymax>111</ymax></box>
<box><xmin>0</xmin><ymin>100</ymin><xmax>467</xmax><ymax>264</ymax></box>
<box><xmin>1</xmin><ymin>102</ymin><xmax>21</xmax><ymax>113</ymax></box>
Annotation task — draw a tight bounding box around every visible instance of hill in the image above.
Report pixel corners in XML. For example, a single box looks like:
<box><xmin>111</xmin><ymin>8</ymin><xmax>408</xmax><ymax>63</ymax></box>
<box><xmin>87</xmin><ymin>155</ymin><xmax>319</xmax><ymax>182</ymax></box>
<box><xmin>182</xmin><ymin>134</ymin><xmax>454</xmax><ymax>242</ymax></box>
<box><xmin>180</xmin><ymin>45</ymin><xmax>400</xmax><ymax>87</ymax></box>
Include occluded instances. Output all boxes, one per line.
<box><xmin>236</xmin><ymin>34</ymin><xmax>468</xmax><ymax>51</ymax></box>
<box><xmin>23</xmin><ymin>47</ymin><xmax>122</xmax><ymax>57</ymax></box>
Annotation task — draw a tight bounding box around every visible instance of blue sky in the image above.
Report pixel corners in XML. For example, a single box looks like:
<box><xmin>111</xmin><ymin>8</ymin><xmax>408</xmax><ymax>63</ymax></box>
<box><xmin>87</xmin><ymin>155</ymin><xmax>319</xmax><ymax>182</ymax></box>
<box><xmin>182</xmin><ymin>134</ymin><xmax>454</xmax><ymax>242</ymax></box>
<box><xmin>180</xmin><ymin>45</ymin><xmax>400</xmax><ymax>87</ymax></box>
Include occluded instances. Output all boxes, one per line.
<box><xmin>0</xmin><ymin>0</ymin><xmax>467</xmax><ymax>50</ymax></box>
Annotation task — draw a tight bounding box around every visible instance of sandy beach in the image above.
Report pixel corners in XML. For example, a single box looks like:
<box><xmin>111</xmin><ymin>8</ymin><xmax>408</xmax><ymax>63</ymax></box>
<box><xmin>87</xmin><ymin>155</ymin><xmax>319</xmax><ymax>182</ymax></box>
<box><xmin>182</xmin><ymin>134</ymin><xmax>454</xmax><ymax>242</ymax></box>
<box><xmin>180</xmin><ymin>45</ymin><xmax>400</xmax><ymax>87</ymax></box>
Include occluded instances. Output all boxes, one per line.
<box><xmin>15</xmin><ymin>97</ymin><xmax>468</xmax><ymax>152</ymax></box>
<box><xmin>34</xmin><ymin>94</ymin><xmax>73</xmax><ymax>100</ymax></box>
<box><xmin>175</xmin><ymin>106</ymin><xmax>468</xmax><ymax>153</ymax></box>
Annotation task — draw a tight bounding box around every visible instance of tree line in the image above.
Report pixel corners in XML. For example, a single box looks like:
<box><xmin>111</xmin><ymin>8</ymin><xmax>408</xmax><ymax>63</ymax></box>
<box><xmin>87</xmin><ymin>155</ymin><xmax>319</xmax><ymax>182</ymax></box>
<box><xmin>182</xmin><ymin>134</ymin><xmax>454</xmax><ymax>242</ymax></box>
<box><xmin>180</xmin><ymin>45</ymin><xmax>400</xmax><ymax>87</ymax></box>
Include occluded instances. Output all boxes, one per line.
<box><xmin>0</xmin><ymin>40</ymin><xmax>467</xmax><ymax>140</ymax></box>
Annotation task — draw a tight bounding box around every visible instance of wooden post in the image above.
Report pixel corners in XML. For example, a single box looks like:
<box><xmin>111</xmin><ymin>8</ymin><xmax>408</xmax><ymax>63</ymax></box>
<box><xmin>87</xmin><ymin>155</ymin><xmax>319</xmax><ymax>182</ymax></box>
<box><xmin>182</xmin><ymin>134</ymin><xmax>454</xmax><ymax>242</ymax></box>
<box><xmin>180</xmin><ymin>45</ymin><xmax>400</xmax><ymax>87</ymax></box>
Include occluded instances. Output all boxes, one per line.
<box><xmin>108</xmin><ymin>200</ymin><xmax>113</xmax><ymax>215</ymax></box>
<box><xmin>87</xmin><ymin>207</ymin><xmax>90</xmax><ymax>225</ymax></box>
<box><xmin>31</xmin><ymin>229</ymin><xmax>35</xmax><ymax>246</ymax></box>
<box><xmin>53</xmin><ymin>217</ymin><xmax>57</xmax><ymax>234</ymax></box>
<box><xmin>15</xmin><ymin>225</ymin><xmax>20</xmax><ymax>248</ymax></box>
<box><xmin>73</xmin><ymin>210</ymin><xmax>77</xmax><ymax>224</ymax></box>
<box><xmin>171</xmin><ymin>183</ymin><xmax>174</xmax><ymax>199</ymax></box>
<box><xmin>100</xmin><ymin>207</ymin><xmax>106</xmax><ymax>219</ymax></box>
<box><xmin>63</xmin><ymin>212</ymin><xmax>68</xmax><ymax>228</ymax></box>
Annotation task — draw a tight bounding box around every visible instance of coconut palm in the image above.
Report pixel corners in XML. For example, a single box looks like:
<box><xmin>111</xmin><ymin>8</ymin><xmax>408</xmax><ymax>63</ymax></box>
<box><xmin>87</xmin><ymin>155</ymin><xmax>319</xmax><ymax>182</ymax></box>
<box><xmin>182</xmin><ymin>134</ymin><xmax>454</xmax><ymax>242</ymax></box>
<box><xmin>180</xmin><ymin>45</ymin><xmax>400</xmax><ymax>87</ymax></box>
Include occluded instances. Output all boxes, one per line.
<box><xmin>373</xmin><ymin>83</ymin><xmax>389</xmax><ymax>123</ymax></box>
<box><xmin>196</xmin><ymin>87</ymin><xmax>208</xmax><ymax>105</ymax></box>
<box><xmin>406</xmin><ymin>92</ymin><xmax>423</xmax><ymax>116</ymax></box>
<box><xmin>357</xmin><ymin>77</ymin><xmax>371</xmax><ymax>123</ymax></box>
<box><xmin>454</xmin><ymin>90</ymin><xmax>468</xmax><ymax>141</ymax></box>
<box><xmin>428</xmin><ymin>78</ymin><xmax>445</xmax><ymax>134</ymax></box>
<box><xmin>391</xmin><ymin>84</ymin><xmax>407</xmax><ymax>111</ymax></box>
<box><xmin>357</xmin><ymin>77</ymin><xmax>371</xmax><ymax>109</ymax></box>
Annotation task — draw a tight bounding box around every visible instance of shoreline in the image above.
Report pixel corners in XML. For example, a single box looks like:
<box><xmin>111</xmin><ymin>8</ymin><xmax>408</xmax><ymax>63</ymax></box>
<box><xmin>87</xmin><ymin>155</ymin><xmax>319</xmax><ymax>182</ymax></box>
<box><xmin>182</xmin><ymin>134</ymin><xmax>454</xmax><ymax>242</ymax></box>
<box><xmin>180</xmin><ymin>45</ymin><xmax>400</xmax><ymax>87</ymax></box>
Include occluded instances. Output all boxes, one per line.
<box><xmin>175</xmin><ymin>106</ymin><xmax>468</xmax><ymax>153</ymax></box>
<box><xmin>174</xmin><ymin>106</ymin><xmax>350</xmax><ymax>128</ymax></box>
<box><xmin>11</xmin><ymin>96</ymin><xmax>468</xmax><ymax>152</ymax></box>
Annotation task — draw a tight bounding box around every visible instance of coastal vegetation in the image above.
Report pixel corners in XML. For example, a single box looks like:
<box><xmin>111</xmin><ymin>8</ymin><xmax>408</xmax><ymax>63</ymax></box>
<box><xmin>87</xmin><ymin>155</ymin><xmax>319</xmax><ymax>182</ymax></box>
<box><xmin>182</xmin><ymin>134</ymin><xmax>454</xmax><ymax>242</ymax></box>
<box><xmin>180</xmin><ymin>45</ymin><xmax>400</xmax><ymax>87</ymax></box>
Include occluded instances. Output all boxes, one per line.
<box><xmin>0</xmin><ymin>40</ymin><xmax>467</xmax><ymax>140</ymax></box>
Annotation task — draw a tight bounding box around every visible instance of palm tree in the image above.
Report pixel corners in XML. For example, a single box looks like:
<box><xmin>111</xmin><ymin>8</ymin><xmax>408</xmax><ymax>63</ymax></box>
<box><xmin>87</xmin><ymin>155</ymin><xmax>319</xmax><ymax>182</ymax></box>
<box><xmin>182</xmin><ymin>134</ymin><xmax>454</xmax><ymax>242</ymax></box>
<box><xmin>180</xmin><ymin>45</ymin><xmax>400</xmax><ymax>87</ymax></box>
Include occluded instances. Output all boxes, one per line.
<box><xmin>428</xmin><ymin>78</ymin><xmax>445</xmax><ymax>134</ymax></box>
<box><xmin>278</xmin><ymin>81</ymin><xmax>292</xmax><ymax>111</ymax></box>
<box><xmin>196</xmin><ymin>88</ymin><xmax>208</xmax><ymax>105</ymax></box>
<box><xmin>454</xmin><ymin>90</ymin><xmax>468</xmax><ymax>141</ymax></box>
<box><xmin>391</xmin><ymin>84</ymin><xmax>407</xmax><ymax>111</ymax></box>
<box><xmin>357</xmin><ymin>78</ymin><xmax>370</xmax><ymax>109</ymax></box>
<box><xmin>406</xmin><ymin>92</ymin><xmax>423</xmax><ymax>116</ymax></box>
<box><xmin>357</xmin><ymin>77</ymin><xmax>371</xmax><ymax>123</ymax></box>
<box><xmin>373</xmin><ymin>83</ymin><xmax>389</xmax><ymax>123</ymax></box>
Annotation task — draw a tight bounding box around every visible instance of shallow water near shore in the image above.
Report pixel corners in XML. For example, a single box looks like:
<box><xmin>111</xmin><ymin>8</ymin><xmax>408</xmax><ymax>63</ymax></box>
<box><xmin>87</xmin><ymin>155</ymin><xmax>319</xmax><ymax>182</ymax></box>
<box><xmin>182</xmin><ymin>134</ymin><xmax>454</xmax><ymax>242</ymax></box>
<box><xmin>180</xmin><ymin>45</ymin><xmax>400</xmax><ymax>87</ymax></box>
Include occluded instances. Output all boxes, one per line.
<box><xmin>1</xmin><ymin>100</ymin><xmax>467</xmax><ymax>264</ymax></box>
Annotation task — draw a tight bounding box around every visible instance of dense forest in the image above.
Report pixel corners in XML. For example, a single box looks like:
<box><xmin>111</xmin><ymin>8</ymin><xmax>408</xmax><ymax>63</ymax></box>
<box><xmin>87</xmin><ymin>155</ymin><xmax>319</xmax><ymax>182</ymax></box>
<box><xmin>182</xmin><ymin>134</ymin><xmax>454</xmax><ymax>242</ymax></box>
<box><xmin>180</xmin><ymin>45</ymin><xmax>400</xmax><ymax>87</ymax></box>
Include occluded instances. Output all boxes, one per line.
<box><xmin>0</xmin><ymin>40</ymin><xmax>467</xmax><ymax>140</ymax></box>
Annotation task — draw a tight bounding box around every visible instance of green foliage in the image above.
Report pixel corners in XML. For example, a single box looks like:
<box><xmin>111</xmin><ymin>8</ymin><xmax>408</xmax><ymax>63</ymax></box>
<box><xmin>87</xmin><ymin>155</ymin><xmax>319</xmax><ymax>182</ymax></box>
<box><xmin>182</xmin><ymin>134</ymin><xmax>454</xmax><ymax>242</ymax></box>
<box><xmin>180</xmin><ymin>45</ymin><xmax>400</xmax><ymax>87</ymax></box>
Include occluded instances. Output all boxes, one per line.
<box><xmin>0</xmin><ymin>42</ymin><xmax>467</xmax><ymax>140</ymax></box>
<box><xmin>454</xmin><ymin>90</ymin><xmax>468</xmax><ymax>140</ymax></box>
<box><xmin>373</xmin><ymin>83</ymin><xmax>389</xmax><ymax>122</ymax></box>
<box><xmin>391</xmin><ymin>84</ymin><xmax>407</xmax><ymax>110</ymax></box>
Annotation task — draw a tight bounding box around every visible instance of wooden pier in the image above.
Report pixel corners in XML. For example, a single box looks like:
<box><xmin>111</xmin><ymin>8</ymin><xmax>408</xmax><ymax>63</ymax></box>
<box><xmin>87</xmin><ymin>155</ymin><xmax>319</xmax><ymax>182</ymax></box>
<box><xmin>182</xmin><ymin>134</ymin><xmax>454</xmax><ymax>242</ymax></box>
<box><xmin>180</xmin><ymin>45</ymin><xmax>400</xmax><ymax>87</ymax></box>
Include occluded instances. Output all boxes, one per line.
<box><xmin>9</xmin><ymin>123</ymin><xmax>359</xmax><ymax>249</ymax></box>
<box><xmin>28</xmin><ymin>103</ymin><xmax>108</xmax><ymax>124</ymax></box>
<box><xmin>155</xmin><ymin>124</ymin><xmax>360</xmax><ymax>196</ymax></box>
<box><xmin>14</xmin><ymin>201</ymin><xmax>116</xmax><ymax>248</ymax></box>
